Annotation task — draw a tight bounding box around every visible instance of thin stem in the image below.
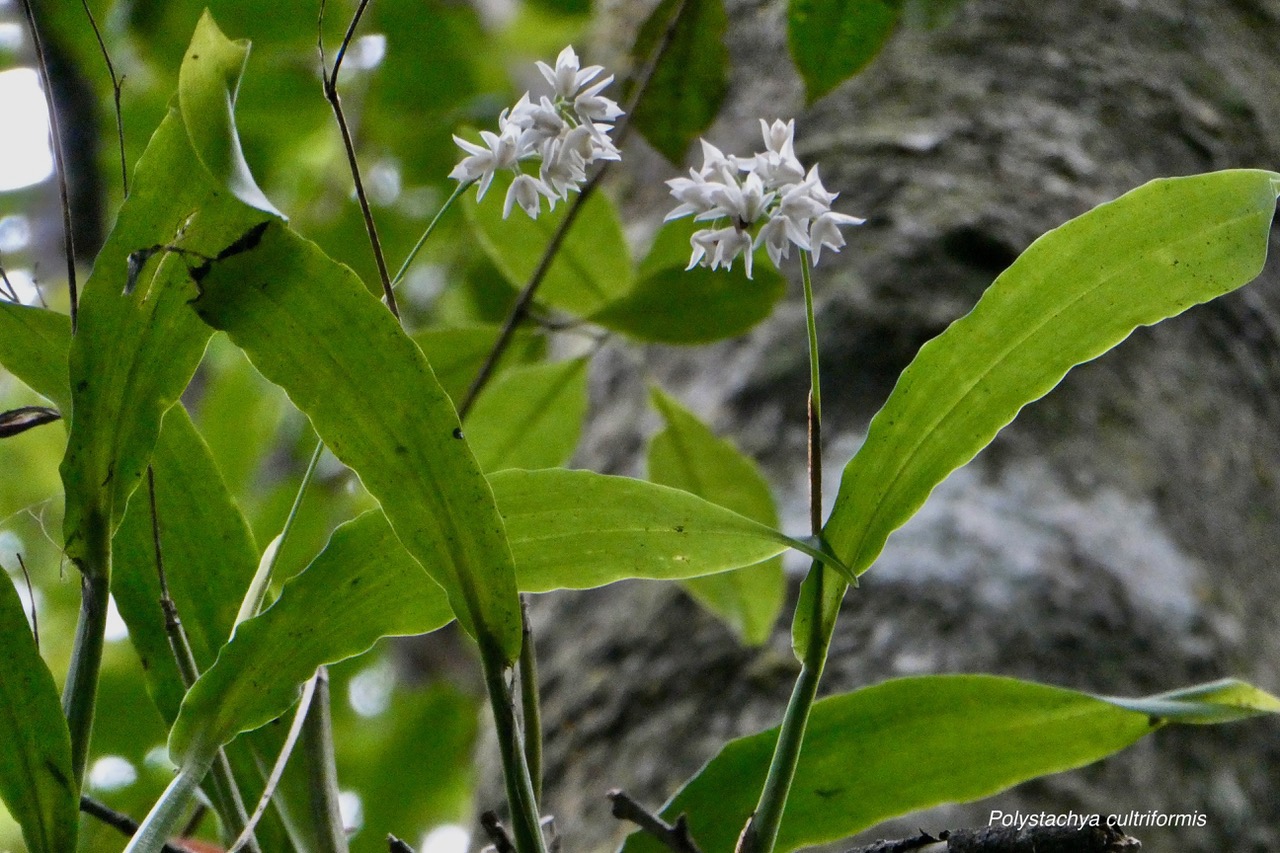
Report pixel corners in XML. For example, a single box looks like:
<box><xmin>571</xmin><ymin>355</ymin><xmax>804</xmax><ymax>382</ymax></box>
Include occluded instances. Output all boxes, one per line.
<box><xmin>390</xmin><ymin>178</ymin><xmax>474</xmax><ymax>290</ymax></box>
<box><xmin>151</xmin><ymin>467</ymin><xmax>260</xmax><ymax>853</ymax></box>
<box><xmin>799</xmin><ymin>253</ymin><xmax>822</xmax><ymax>536</ymax></box>
<box><xmin>319</xmin><ymin>0</ymin><xmax>398</xmax><ymax>318</ymax></box>
<box><xmin>479</xmin><ymin>643</ymin><xmax>547</xmax><ymax>853</ymax></box>
<box><xmin>300</xmin><ymin>668</ymin><xmax>349</xmax><ymax>853</ymax></box>
<box><xmin>387</xmin><ymin>836</ymin><xmax>417</xmax><ymax>853</ymax></box>
<box><xmin>235</xmin><ymin>440</ymin><xmax>323</xmax><ymax>626</ymax></box>
<box><xmin>227</xmin><ymin>674</ymin><xmax>321</xmax><ymax>853</ymax></box>
<box><xmin>79</xmin><ymin>795</ymin><xmax>189</xmax><ymax>853</ymax></box>
<box><xmin>739</xmin><ymin>252</ymin><xmax>839</xmax><ymax>853</ymax></box>
<box><xmin>79</xmin><ymin>0</ymin><xmax>128</xmax><ymax>195</ymax></box>
<box><xmin>18</xmin><ymin>0</ymin><xmax>78</xmax><ymax>329</ymax></box>
<box><xmin>124</xmin><ymin>754</ymin><xmax>217</xmax><ymax>853</ymax></box>
<box><xmin>61</xmin><ymin>512</ymin><xmax>109</xmax><ymax>787</ymax></box>
<box><xmin>518</xmin><ymin>600</ymin><xmax>543</xmax><ymax>804</ymax></box>
<box><xmin>458</xmin><ymin>182</ymin><xmax>595</xmax><ymax>419</ymax></box>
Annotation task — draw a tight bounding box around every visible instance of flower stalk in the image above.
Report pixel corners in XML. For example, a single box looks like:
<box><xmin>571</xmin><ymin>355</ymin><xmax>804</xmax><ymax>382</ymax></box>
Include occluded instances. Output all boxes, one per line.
<box><xmin>664</xmin><ymin>124</ymin><xmax>864</xmax><ymax>853</ymax></box>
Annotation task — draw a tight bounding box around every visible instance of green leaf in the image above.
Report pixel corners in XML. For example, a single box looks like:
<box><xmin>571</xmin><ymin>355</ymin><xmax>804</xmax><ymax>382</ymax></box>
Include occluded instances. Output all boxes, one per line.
<box><xmin>466</xmin><ymin>359</ymin><xmax>589</xmax><ymax>472</ymax></box>
<box><xmin>626</xmin><ymin>0</ymin><xmax>729</xmax><ymax>164</ymax></box>
<box><xmin>170</xmin><ymin>510</ymin><xmax>453</xmax><ymax>760</ymax></box>
<box><xmin>60</xmin><ymin>40</ymin><xmax>274</xmax><ymax>566</ymax></box>
<box><xmin>178</xmin><ymin>11</ymin><xmax>280</xmax><ymax>216</ymax></box>
<box><xmin>620</xmin><ymin>675</ymin><xmax>1280</xmax><ymax>853</ymax></box>
<box><xmin>594</xmin><ymin>223</ymin><xmax>786</xmax><ymax>344</ymax></box>
<box><xmin>0</xmin><ymin>304</ymin><xmax>71</xmax><ymax>411</ymax></box>
<box><xmin>1102</xmin><ymin>678</ymin><xmax>1280</xmax><ymax>724</ymax></box>
<box><xmin>788</xmin><ymin>0</ymin><xmax>900</xmax><ymax>104</ymax></box>
<box><xmin>170</xmin><ymin>468</ymin><xmax>826</xmax><ymax>756</ymax></box>
<box><xmin>0</xmin><ymin>572</ymin><xmax>76</xmax><ymax>853</ymax></box>
<box><xmin>111</xmin><ymin>404</ymin><xmax>258</xmax><ymax>724</ymax></box>
<box><xmin>825</xmin><ymin>169</ymin><xmax>1280</xmax><ymax>577</ymax></box>
<box><xmin>648</xmin><ymin>388</ymin><xmax>784</xmax><ymax>645</ymax></box>
<box><xmin>495</xmin><ymin>468</ymin><xmax>833</xmax><ymax>590</ymax></box>
<box><xmin>464</xmin><ymin>176</ymin><xmax>632</xmax><ymax>315</ymax></box>
<box><xmin>413</xmin><ymin>325</ymin><xmax>545</xmax><ymax>404</ymax></box>
<box><xmin>188</xmin><ymin>221</ymin><xmax>523</xmax><ymax>662</ymax></box>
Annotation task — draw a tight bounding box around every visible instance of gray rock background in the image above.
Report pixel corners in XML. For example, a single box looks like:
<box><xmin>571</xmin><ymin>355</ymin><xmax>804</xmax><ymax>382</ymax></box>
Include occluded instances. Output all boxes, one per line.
<box><xmin>478</xmin><ymin>1</ymin><xmax>1280</xmax><ymax>850</ymax></box>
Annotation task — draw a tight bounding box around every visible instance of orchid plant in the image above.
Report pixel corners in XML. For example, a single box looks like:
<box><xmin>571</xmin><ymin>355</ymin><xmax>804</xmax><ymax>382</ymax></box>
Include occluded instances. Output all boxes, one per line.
<box><xmin>1</xmin><ymin>4</ymin><xmax>1280</xmax><ymax>853</ymax></box>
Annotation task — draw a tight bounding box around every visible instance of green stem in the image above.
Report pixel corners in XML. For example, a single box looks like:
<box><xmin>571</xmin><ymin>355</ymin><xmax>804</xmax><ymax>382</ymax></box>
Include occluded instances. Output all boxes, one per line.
<box><xmin>518</xmin><ymin>600</ymin><xmax>543</xmax><ymax>804</ymax></box>
<box><xmin>301</xmin><ymin>668</ymin><xmax>349</xmax><ymax>853</ymax></box>
<box><xmin>390</xmin><ymin>178</ymin><xmax>474</xmax><ymax>290</ymax></box>
<box><xmin>235</xmin><ymin>440</ymin><xmax>323</xmax><ymax>627</ymax></box>
<box><xmin>742</xmin><ymin>251</ymin><xmax>843</xmax><ymax>853</ymax></box>
<box><xmin>479</xmin><ymin>642</ymin><xmax>547</xmax><ymax>853</ymax></box>
<box><xmin>124</xmin><ymin>752</ymin><xmax>216</xmax><ymax>853</ymax></box>
<box><xmin>62</xmin><ymin>513</ymin><xmax>109</xmax><ymax>787</ymax></box>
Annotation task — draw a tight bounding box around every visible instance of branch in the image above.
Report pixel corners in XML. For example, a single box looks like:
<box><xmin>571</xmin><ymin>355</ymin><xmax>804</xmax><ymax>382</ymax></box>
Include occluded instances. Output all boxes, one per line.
<box><xmin>607</xmin><ymin>790</ymin><xmax>702</xmax><ymax>853</ymax></box>
<box><xmin>480</xmin><ymin>810</ymin><xmax>517</xmax><ymax>853</ymax></box>
<box><xmin>318</xmin><ymin>0</ymin><xmax>398</xmax><ymax>319</ymax></box>
<box><xmin>843</xmin><ymin>825</ymin><xmax>1141</xmax><ymax>853</ymax></box>
<box><xmin>79</xmin><ymin>0</ymin><xmax>128</xmax><ymax>195</ymax></box>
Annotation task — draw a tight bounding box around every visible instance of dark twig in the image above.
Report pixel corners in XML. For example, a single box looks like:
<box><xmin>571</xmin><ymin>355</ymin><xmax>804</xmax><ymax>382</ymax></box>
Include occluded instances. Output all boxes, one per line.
<box><xmin>387</xmin><ymin>835</ymin><xmax>417</xmax><ymax>853</ymax></box>
<box><xmin>79</xmin><ymin>0</ymin><xmax>128</xmax><ymax>195</ymax></box>
<box><xmin>480</xmin><ymin>810</ymin><xmax>518</xmax><ymax>853</ymax></box>
<box><xmin>179</xmin><ymin>803</ymin><xmax>208</xmax><ymax>840</ymax></box>
<box><xmin>78</xmin><ymin>795</ymin><xmax>190</xmax><ymax>853</ymax></box>
<box><xmin>18</xmin><ymin>0</ymin><xmax>79</xmax><ymax>330</ymax></box>
<box><xmin>15</xmin><ymin>553</ymin><xmax>38</xmax><ymax>652</ymax></box>
<box><xmin>843</xmin><ymin>824</ymin><xmax>1141</xmax><ymax>853</ymax></box>
<box><xmin>457</xmin><ymin>0</ymin><xmax>683</xmax><ymax>419</ymax></box>
<box><xmin>149</xmin><ymin>466</ymin><xmax>200</xmax><ymax>691</ymax></box>
<box><xmin>0</xmin><ymin>262</ymin><xmax>19</xmax><ymax>302</ymax></box>
<box><xmin>318</xmin><ymin>0</ymin><xmax>398</xmax><ymax>319</ymax></box>
<box><xmin>149</xmin><ymin>467</ymin><xmax>261</xmax><ymax>853</ymax></box>
<box><xmin>608</xmin><ymin>790</ymin><xmax>702</xmax><ymax>853</ymax></box>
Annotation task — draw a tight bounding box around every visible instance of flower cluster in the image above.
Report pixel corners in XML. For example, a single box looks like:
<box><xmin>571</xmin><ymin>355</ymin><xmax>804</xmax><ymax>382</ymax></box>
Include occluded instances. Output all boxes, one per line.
<box><xmin>666</xmin><ymin>120</ymin><xmax>865</xmax><ymax>278</ymax></box>
<box><xmin>449</xmin><ymin>46</ymin><xmax>623</xmax><ymax>220</ymax></box>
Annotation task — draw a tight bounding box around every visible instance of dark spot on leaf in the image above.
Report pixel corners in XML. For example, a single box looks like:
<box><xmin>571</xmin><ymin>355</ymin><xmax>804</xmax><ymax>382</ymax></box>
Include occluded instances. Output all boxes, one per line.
<box><xmin>453</xmin><ymin>427</ymin><xmax>464</xmax><ymax>439</ymax></box>
<box><xmin>395</xmin><ymin>444</ymin><xmax>408</xmax><ymax>455</ymax></box>
<box><xmin>674</xmin><ymin>525</ymin><xmax>685</xmax><ymax>533</ymax></box>
<box><xmin>101</xmin><ymin>462</ymin><xmax>114</xmax><ymax>486</ymax></box>
<box><xmin>814</xmin><ymin>787</ymin><xmax>843</xmax><ymax>799</ymax></box>
<box><xmin>350</xmin><ymin>577</ymin><xmax>362</xmax><ymax>587</ymax></box>
<box><xmin>76</xmin><ymin>379</ymin><xmax>89</xmax><ymax>392</ymax></box>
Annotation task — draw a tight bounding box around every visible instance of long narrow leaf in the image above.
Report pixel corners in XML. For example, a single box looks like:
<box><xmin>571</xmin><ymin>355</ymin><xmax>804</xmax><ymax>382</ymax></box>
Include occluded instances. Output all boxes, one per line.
<box><xmin>170</xmin><ymin>511</ymin><xmax>453</xmax><ymax>760</ymax></box>
<box><xmin>60</xmin><ymin>13</ymin><xmax>275</xmax><ymax>566</ymax></box>
<box><xmin>620</xmin><ymin>675</ymin><xmax>1280</xmax><ymax>853</ymax></box>
<box><xmin>0</xmin><ymin>573</ymin><xmax>76</xmax><ymax>853</ymax></box>
<box><xmin>0</xmin><ymin>303</ymin><xmax>71</xmax><ymax>412</ymax></box>
<box><xmin>171</xmin><ymin>469</ymin><xmax>833</xmax><ymax>757</ymax></box>
<box><xmin>825</xmin><ymin>169</ymin><xmax>1280</xmax><ymax>577</ymax></box>
<box><xmin>188</xmin><ymin>221</ymin><xmax>524</xmax><ymax>663</ymax></box>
